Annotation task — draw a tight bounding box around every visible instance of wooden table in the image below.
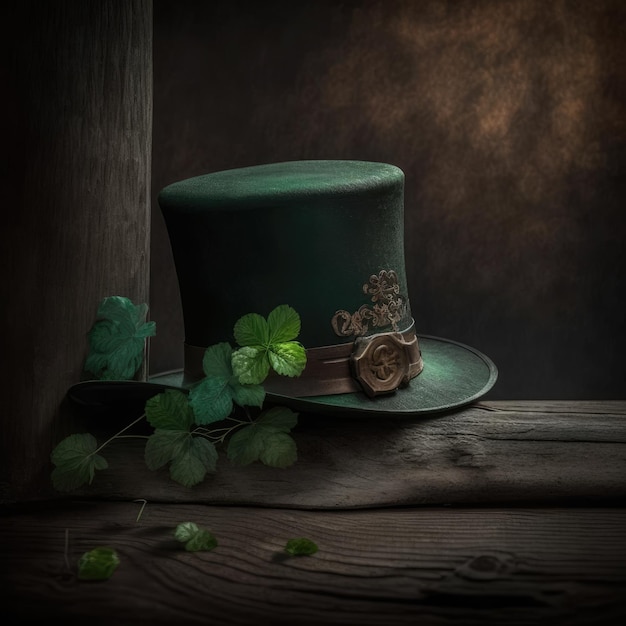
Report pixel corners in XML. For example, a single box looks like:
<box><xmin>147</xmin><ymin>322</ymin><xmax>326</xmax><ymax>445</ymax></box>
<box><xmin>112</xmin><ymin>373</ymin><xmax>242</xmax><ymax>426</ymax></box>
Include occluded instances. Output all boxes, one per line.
<box><xmin>2</xmin><ymin>401</ymin><xmax>625</xmax><ymax>625</ymax></box>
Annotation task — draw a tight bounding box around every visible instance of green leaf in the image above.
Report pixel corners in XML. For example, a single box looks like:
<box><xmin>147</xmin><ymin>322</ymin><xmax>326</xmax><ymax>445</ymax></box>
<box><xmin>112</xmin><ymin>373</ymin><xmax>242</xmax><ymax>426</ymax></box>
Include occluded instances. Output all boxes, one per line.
<box><xmin>226</xmin><ymin>425</ymin><xmax>270</xmax><ymax>466</ymax></box>
<box><xmin>226</xmin><ymin>407</ymin><xmax>299</xmax><ymax>468</ymax></box>
<box><xmin>233</xmin><ymin>312</ymin><xmax>269</xmax><ymax>347</ymax></box>
<box><xmin>144</xmin><ymin>429</ymin><xmax>190</xmax><ymax>470</ymax></box>
<box><xmin>190</xmin><ymin>342</ymin><xmax>266</xmax><ymax>420</ymax></box>
<box><xmin>189</xmin><ymin>376</ymin><xmax>233</xmax><ymax>424</ymax></box>
<box><xmin>230</xmin><ymin>380</ymin><xmax>265</xmax><ymax>408</ymax></box>
<box><xmin>145</xmin><ymin>428</ymin><xmax>217</xmax><ymax>488</ymax></box>
<box><xmin>97</xmin><ymin>296</ymin><xmax>144</xmax><ymax>326</ymax></box>
<box><xmin>285</xmin><ymin>538</ymin><xmax>318</xmax><ymax>556</ymax></box>
<box><xmin>259</xmin><ymin>432</ymin><xmax>297</xmax><ymax>468</ymax></box>
<box><xmin>185</xmin><ymin>529</ymin><xmax>218</xmax><ymax>552</ymax></box>
<box><xmin>201</xmin><ymin>342</ymin><xmax>234</xmax><ymax>378</ymax></box>
<box><xmin>51</xmin><ymin>433</ymin><xmax>108</xmax><ymax>492</ymax></box>
<box><xmin>77</xmin><ymin>547</ymin><xmax>120</xmax><ymax>580</ymax></box>
<box><xmin>231</xmin><ymin>306</ymin><xmax>306</xmax><ymax>382</ymax></box>
<box><xmin>256</xmin><ymin>406</ymin><xmax>299</xmax><ymax>432</ymax></box>
<box><xmin>169</xmin><ymin>437</ymin><xmax>218</xmax><ymax>487</ymax></box>
<box><xmin>267</xmin><ymin>305</ymin><xmax>301</xmax><ymax>343</ymax></box>
<box><xmin>231</xmin><ymin>346</ymin><xmax>270</xmax><ymax>385</ymax></box>
<box><xmin>268</xmin><ymin>342</ymin><xmax>307</xmax><ymax>377</ymax></box>
<box><xmin>174</xmin><ymin>521</ymin><xmax>200</xmax><ymax>543</ymax></box>
<box><xmin>174</xmin><ymin>522</ymin><xmax>218</xmax><ymax>552</ymax></box>
<box><xmin>85</xmin><ymin>321</ymin><xmax>145</xmax><ymax>380</ymax></box>
<box><xmin>145</xmin><ymin>390</ymin><xmax>194</xmax><ymax>430</ymax></box>
<box><xmin>84</xmin><ymin>296</ymin><xmax>155</xmax><ymax>380</ymax></box>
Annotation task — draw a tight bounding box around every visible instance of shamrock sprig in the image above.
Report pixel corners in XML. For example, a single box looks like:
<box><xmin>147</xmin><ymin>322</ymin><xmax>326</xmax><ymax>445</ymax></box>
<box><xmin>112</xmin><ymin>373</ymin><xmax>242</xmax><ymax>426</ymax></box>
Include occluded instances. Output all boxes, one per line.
<box><xmin>188</xmin><ymin>342</ymin><xmax>265</xmax><ymax>425</ymax></box>
<box><xmin>174</xmin><ymin>522</ymin><xmax>218</xmax><ymax>552</ymax></box>
<box><xmin>84</xmin><ymin>296</ymin><xmax>156</xmax><ymax>380</ymax></box>
<box><xmin>144</xmin><ymin>390</ymin><xmax>219</xmax><ymax>488</ymax></box>
<box><xmin>70</xmin><ymin>523</ymin><xmax>318</xmax><ymax>584</ymax></box>
<box><xmin>77</xmin><ymin>547</ymin><xmax>120</xmax><ymax>581</ymax></box>
<box><xmin>51</xmin><ymin>300</ymin><xmax>307</xmax><ymax>492</ymax></box>
<box><xmin>285</xmin><ymin>537</ymin><xmax>319</xmax><ymax>556</ymax></box>
<box><xmin>232</xmin><ymin>305</ymin><xmax>306</xmax><ymax>383</ymax></box>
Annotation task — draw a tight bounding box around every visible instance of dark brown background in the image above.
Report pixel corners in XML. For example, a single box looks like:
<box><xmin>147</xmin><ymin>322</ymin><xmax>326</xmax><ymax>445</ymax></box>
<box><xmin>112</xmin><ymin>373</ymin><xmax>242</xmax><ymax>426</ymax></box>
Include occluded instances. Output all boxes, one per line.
<box><xmin>149</xmin><ymin>0</ymin><xmax>626</xmax><ymax>400</ymax></box>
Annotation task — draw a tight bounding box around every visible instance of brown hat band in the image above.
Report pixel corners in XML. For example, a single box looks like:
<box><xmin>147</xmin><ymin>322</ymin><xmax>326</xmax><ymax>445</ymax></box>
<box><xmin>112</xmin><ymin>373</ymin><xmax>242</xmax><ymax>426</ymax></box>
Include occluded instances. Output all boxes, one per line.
<box><xmin>184</xmin><ymin>322</ymin><xmax>423</xmax><ymax>399</ymax></box>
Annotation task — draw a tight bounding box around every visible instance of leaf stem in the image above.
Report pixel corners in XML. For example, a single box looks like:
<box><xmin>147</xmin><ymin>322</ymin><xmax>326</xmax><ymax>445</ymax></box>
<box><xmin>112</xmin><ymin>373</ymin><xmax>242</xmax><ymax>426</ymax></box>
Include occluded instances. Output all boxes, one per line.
<box><xmin>134</xmin><ymin>499</ymin><xmax>148</xmax><ymax>522</ymax></box>
<box><xmin>190</xmin><ymin>415</ymin><xmax>248</xmax><ymax>440</ymax></box>
<box><xmin>193</xmin><ymin>422</ymin><xmax>244</xmax><ymax>446</ymax></box>
<box><xmin>226</xmin><ymin>415</ymin><xmax>251</xmax><ymax>425</ymax></box>
<box><xmin>94</xmin><ymin>413</ymin><xmax>146</xmax><ymax>454</ymax></box>
<box><xmin>194</xmin><ymin>426</ymin><xmax>233</xmax><ymax>435</ymax></box>
<box><xmin>63</xmin><ymin>528</ymin><xmax>71</xmax><ymax>573</ymax></box>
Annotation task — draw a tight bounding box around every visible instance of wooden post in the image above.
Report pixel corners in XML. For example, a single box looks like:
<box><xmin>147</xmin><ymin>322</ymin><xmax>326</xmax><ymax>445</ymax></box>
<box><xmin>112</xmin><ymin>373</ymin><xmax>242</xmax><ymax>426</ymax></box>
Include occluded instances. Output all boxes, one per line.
<box><xmin>0</xmin><ymin>1</ymin><xmax>153</xmax><ymax>501</ymax></box>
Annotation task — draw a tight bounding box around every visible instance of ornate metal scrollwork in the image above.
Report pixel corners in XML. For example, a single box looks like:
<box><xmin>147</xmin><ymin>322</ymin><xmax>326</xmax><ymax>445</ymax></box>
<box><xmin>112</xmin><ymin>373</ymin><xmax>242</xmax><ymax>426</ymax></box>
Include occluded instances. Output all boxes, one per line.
<box><xmin>331</xmin><ymin>270</ymin><xmax>409</xmax><ymax>337</ymax></box>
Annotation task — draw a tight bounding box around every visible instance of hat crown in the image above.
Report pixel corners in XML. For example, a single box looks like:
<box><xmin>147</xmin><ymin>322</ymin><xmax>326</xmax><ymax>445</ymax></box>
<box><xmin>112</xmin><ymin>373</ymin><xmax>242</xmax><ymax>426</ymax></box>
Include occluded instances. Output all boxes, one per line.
<box><xmin>158</xmin><ymin>160</ymin><xmax>412</xmax><ymax>350</ymax></box>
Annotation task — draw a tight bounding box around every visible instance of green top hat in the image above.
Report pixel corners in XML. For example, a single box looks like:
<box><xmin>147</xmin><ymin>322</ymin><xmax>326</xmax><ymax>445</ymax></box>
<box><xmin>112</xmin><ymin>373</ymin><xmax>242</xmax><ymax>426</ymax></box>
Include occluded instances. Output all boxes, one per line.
<box><xmin>69</xmin><ymin>160</ymin><xmax>496</xmax><ymax>417</ymax></box>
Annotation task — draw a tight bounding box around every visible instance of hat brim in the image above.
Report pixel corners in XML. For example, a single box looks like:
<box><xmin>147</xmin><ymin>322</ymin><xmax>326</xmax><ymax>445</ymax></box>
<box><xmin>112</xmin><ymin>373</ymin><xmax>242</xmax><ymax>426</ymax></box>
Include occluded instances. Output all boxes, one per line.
<box><xmin>67</xmin><ymin>335</ymin><xmax>497</xmax><ymax>418</ymax></box>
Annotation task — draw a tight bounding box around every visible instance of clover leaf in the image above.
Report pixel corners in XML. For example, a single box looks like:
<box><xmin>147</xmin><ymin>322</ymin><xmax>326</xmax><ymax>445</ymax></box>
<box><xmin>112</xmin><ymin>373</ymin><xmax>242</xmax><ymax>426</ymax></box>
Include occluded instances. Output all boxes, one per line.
<box><xmin>232</xmin><ymin>305</ymin><xmax>306</xmax><ymax>384</ymax></box>
<box><xmin>230</xmin><ymin>346</ymin><xmax>269</xmax><ymax>383</ymax></box>
<box><xmin>169</xmin><ymin>437</ymin><xmax>218</xmax><ymax>488</ymax></box>
<box><xmin>189</xmin><ymin>342</ymin><xmax>265</xmax><ymax>425</ymax></box>
<box><xmin>144</xmin><ymin>390</ymin><xmax>218</xmax><ymax>487</ymax></box>
<box><xmin>77</xmin><ymin>547</ymin><xmax>120</xmax><ymax>580</ymax></box>
<box><xmin>145</xmin><ymin>389</ymin><xmax>194</xmax><ymax>431</ymax></box>
<box><xmin>256</xmin><ymin>405</ymin><xmax>299</xmax><ymax>431</ymax></box>
<box><xmin>285</xmin><ymin>538</ymin><xmax>318</xmax><ymax>556</ymax></box>
<box><xmin>174</xmin><ymin>522</ymin><xmax>218</xmax><ymax>552</ymax></box>
<box><xmin>144</xmin><ymin>429</ymin><xmax>191</xmax><ymax>470</ymax></box>
<box><xmin>51</xmin><ymin>433</ymin><xmax>108</xmax><ymax>492</ymax></box>
<box><xmin>53</xmin><ymin>297</ymin><xmax>306</xmax><ymax>495</ymax></box>
<box><xmin>226</xmin><ymin>406</ymin><xmax>298</xmax><ymax>468</ymax></box>
<box><xmin>145</xmin><ymin>430</ymin><xmax>217</xmax><ymax>488</ymax></box>
<box><xmin>84</xmin><ymin>296</ymin><xmax>156</xmax><ymax>380</ymax></box>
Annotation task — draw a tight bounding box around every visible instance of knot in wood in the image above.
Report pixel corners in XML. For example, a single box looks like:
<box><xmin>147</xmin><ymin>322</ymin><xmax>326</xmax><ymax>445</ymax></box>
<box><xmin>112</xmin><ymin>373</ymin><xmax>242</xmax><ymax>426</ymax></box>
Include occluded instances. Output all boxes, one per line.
<box><xmin>455</xmin><ymin>551</ymin><xmax>517</xmax><ymax>581</ymax></box>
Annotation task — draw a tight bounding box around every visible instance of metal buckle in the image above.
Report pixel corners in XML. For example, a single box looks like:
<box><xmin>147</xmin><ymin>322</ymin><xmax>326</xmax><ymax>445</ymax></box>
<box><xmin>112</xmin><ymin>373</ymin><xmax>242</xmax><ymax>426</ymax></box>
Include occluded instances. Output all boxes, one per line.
<box><xmin>350</xmin><ymin>331</ymin><xmax>417</xmax><ymax>398</ymax></box>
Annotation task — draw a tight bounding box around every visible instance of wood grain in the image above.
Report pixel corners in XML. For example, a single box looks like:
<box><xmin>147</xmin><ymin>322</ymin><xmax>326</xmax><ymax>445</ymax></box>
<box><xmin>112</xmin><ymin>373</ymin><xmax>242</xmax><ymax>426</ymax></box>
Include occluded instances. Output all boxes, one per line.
<box><xmin>1</xmin><ymin>501</ymin><xmax>624</xmax><ymax>625</ymax></box>
<box><xmin>1</xmin><ymin>1</ymin><xmax>153</xmax><ymax>501</ymax></box>
<box><xmin>33</xmin><ymin>401</ymin><xmax>625</xmax><ymax>508</ymax></box>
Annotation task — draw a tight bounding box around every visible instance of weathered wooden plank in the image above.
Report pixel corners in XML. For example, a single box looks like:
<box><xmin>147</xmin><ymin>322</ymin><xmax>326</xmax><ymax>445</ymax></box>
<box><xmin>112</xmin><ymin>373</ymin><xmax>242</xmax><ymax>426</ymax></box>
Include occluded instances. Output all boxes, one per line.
<box><xmin>32</xmin><ymin>401</ymin><xmax>626</xmax><ymax>507</ymax></box>
<box><xmin>1</xmin><ymin>1</ymin><xmax>153</xmax><ymax>502</ymax></box>
<box><xmin>1</xmin><ymin>501</ymin><xmax>625</xmax><ymax>625</ymax></box>
<box><xmin>480</xmin><ymin>400</ymin><xmax>626</xmax><ymax>414</ymax></box>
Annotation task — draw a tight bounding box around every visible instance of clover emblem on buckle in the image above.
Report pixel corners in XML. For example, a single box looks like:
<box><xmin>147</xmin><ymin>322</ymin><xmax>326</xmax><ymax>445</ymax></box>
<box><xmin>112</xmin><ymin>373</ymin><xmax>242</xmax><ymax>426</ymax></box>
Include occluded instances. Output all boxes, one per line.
<box><xmin>351</xmin><ymin>332</ymin><xmax>412</xmax><ymax>398</ymax></box>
